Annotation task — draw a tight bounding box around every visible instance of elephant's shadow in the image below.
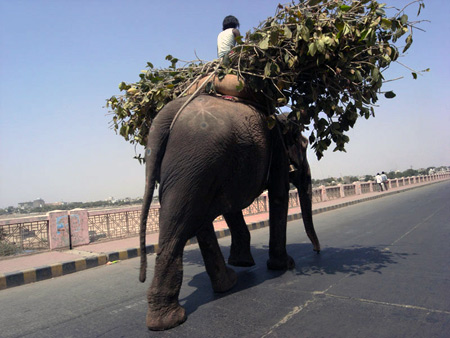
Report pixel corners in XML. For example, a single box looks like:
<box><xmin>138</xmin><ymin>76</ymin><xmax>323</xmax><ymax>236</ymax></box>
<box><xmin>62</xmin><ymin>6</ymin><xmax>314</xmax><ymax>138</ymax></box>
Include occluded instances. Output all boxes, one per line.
<box><xmin>179</xmin><ymin>243</ymin><xmax>409</xmax><ymax>316</ymax></box>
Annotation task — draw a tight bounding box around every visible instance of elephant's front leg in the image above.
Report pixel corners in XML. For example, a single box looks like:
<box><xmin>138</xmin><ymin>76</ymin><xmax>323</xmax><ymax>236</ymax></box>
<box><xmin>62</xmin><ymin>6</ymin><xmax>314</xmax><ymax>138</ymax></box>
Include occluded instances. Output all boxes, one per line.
<box><xmin>146</xmin><ymin>238</ymin><xmax>187</xmax><ymax>331</ymax></box>
<box><xmin>267</xmin><ymin>194</ymin><xmax>295</xmax><ymax>270</ymax></box>
<box><xmin>224</xmin><ymin>212</ymin><xmax>255</xmax><ymax>267</ymax></box>
<box><xmin>267</xmin><ymin>148</ymin><xmax>295</xmax><ymax>270</ymax></box>
<box><xmin>196</xmin><ymin>223</ymin><xmax>237</xmax><ymax>293</ymax></box>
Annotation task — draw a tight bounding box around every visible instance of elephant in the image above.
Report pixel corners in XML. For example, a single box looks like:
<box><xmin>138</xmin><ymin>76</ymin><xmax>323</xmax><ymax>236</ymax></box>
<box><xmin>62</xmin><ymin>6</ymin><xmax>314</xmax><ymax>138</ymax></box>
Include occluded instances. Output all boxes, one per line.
<box><xmin>139</xmin><ymin>94</ymin><xmax>320</xmax><ymax>330</ymax></box>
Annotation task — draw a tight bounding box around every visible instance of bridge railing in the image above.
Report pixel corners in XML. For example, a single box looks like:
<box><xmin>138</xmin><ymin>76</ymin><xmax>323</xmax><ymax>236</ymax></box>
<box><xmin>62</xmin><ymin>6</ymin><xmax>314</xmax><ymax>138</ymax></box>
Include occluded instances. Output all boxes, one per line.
<box><xmin>0</xmin><ymin>216</ymin><xmax>49</xmax><ymax>256</ymax></box>
<box><xmin>1</xmin><ymin>172</ymin><xmax>449</xmax><ymax>256</ymax></box>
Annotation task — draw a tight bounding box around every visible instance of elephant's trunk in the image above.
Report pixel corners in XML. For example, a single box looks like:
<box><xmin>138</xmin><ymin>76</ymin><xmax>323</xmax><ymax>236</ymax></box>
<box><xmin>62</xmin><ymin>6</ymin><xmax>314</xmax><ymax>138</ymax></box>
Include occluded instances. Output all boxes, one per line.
<box><xmin>292</xmin><ymin>168</ymin><xmax>321</xmax><ymax>253</ymax></box>
<box><xmin>298</xmin><ymin>188</ymin><xmax>321</xmax><ymax>253</ymax></box>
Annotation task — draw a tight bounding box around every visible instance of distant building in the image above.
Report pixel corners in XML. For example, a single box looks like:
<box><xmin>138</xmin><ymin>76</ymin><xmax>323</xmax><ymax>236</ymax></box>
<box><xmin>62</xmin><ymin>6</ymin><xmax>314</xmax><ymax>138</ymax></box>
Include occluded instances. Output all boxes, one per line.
<box><xmin>46</xmin><ymin>201</ymin><xmax>67</xmax><ymax>207</ymax></box>
<box><xmin>18</xmin><ymin>198</ymin><xmax>45</xmax><ymax>209</ymax></box>
<box><xmin>32</xmin><ymin>199</ymin><xmax>45</xmax><ymax>208</ymax></box>
<box><xmin>106</xmin><ymin>197</ymin><xmax>118</xmax><ymax>204</ymax></box>
<box><xmin>18</xmin><ymin>201</ymin><xmax>33</xmax><ymax>210</ymax></box>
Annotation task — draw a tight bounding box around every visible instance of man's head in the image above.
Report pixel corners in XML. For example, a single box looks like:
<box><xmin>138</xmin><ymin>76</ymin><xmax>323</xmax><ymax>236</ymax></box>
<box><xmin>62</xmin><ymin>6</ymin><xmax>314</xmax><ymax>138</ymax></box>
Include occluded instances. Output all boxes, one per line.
<box><xmin>222</xmin><ymin>15</ymin><xmax>240</xmax><ymax>30</ymax></box>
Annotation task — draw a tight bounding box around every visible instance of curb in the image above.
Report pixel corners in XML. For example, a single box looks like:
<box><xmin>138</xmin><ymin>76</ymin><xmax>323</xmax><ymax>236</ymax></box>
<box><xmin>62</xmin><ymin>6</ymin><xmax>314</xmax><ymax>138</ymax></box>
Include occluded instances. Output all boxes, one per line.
<box><xmin>0</xmin><ymin>181</ymin><xmax>444</xmax><ymax>291</ymax></box>
<box><xmin>0</xmin><ymin>245</ymin><xmax>159</xmax><ymax>291</ymax></box>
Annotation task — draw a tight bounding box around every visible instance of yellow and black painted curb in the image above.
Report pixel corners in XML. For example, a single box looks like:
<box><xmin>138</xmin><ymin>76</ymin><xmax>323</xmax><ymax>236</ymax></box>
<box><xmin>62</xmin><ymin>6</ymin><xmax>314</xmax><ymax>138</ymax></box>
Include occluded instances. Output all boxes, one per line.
<box><xmin>0</xmin><ymin>245</ymin><xmax>159</xmax><ymax>291</ymax></box>
<box><xmin>0</xmin><ymin>182</ymin><xmax>438</xmax><ymax>291</ymax></box>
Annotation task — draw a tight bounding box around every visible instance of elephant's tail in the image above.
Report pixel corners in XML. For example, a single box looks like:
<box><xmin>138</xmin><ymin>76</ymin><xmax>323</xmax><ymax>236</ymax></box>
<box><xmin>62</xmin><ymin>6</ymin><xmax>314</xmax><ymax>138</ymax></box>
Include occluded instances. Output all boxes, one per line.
<box><xmin>139</xmin><ymin>168</ymin><xmax>156</xmax><ymax>283</ymax></box>
<box><xmin>138</xmin><ymin>95</ymin><xmax>195</xmax><ymax>283</ymax></box>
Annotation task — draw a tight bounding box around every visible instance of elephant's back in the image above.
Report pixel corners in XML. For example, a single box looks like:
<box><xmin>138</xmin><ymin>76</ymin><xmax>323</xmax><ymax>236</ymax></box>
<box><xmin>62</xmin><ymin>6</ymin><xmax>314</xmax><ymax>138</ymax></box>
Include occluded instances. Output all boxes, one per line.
<box><xmin>172</xmin><ymin>95</ymin><xmax>266</xmax><ymax>136</ymax></box>
<box><xmin>161</xmin><ymin>95</ymin><xmax>271</xmax><ymax>213</ymax></box>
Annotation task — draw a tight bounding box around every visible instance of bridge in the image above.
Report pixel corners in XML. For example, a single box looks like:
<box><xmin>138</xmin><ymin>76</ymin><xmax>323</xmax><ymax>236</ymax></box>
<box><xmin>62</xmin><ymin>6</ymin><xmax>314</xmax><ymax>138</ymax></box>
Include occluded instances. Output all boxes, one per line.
<box><xmin>0</xmin><ymin>178</ymin><xmax>448</xmax><ymax>337</ymax></box>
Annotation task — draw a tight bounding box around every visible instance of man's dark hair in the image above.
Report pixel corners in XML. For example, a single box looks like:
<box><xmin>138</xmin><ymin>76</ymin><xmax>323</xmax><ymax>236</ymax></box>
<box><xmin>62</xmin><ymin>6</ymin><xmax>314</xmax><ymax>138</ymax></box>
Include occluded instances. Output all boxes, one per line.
<box><xmin>222</xmin><ymin>15</ymin><xmax>240</xmax><ymax>30</ymax></box>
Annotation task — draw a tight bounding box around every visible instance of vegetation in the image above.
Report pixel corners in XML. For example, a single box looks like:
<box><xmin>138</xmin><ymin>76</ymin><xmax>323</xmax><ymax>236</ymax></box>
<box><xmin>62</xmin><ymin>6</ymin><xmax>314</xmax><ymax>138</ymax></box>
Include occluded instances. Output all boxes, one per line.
<box><xmin>0</xmin><ymin>228</ymin><xmax>20</xmax><ymax>256</ymax></box>
<box><xmin>0</xmin><ymin>241</ymin><xmax>20</xmax><ymax>256</ymax></box>
<box><xmin>107</xmin><ymin>0</ymin><xmax>426</xmax><ymax>160</ymax></box>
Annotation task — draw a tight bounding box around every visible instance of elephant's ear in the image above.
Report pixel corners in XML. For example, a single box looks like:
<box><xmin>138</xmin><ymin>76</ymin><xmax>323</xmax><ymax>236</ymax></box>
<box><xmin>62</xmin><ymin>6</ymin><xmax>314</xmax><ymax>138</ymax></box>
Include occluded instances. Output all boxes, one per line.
<box><xmin>300</xmin><ymin>134</ymin><xmax>308</xmax><ymax>153</ymax></box>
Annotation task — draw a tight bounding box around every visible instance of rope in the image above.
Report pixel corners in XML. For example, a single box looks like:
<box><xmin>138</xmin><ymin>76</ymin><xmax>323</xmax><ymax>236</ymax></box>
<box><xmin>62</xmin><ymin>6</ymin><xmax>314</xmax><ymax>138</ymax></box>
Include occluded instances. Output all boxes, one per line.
<box><xmin>169</xmin><ymin>61</ymin><xmax>222</xmax><ymax>131</ymax></box>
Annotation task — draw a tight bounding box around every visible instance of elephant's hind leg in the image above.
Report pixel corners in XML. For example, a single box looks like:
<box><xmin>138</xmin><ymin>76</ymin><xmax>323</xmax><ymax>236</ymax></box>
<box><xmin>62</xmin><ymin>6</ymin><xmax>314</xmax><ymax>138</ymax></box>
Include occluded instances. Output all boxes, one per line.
<box><xmin>196</xmin><ymin>224</ymin><xmax>237</xmax><ymax>293</ymax></box>
<box><xmin>146</xmin><ymin>237</ymin><xmax>188</xmax><ymax>330</ymax></box>
<box><xmin>224</xmin><ymin>212</ymin><xmax>255</xmax><ymax>267</ymax></box>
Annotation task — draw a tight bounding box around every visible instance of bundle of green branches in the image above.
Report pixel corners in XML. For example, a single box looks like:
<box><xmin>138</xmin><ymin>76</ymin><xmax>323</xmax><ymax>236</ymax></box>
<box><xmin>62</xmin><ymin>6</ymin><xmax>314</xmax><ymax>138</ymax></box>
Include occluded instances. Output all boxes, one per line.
<box><xmin>107</xmin><ymin>0</ymin><xmax>426</xmax><ymax>159</ymax></box>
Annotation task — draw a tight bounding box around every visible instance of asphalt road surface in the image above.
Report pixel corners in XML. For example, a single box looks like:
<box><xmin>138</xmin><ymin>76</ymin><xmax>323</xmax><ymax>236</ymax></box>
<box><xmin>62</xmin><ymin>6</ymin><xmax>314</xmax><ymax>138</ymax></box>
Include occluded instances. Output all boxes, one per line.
<box><xmin>1</xmin><ymin>181</ymin><xmax>449</xmax><ymax>337</ymax></box>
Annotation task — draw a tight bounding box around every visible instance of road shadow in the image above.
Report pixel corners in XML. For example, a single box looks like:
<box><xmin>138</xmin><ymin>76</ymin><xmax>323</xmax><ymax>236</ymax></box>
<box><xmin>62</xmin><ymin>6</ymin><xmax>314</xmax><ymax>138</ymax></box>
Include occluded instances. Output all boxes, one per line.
<box><xmin>180</xmin><ymin>243</ymin><xmax>409</xmax><ymax>316</ymax></box>
<box><xmin>288</xmin><ymin>244</ymin><xmax>411</xmax><ymax>276</ymax></box>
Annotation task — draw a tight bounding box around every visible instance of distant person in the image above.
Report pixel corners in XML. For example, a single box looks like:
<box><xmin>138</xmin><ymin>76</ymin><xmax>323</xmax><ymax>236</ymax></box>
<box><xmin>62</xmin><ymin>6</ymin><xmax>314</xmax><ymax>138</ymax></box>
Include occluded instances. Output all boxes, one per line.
<box><xmin>375</xmin><ymin>173</ymin><xmax>384</xmax><ymax>192</ymax></box>
<box><xmin>217</xmin><ymin>15</ymin><xmax>241</xmax><ymax>58</ymax></box>
<box><xmin>381</xmin><ymin>172</ymin><xmax>388</xmax><ymax>191</ymax></box>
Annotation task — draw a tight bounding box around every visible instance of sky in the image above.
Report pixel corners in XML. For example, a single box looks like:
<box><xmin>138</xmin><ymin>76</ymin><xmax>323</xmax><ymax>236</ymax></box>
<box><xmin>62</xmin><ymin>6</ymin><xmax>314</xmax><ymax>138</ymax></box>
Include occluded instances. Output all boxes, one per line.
<box><xmin>0</xmin><ymin>0</ymin><xmax>449</xmax><ymax>208</ymax></box>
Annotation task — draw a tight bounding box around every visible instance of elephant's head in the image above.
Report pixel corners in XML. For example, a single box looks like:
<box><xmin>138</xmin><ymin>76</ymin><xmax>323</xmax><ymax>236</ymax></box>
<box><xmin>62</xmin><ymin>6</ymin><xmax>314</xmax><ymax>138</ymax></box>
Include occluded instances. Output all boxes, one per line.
<box><xmin>276</xmin><ymin>114</ymin><xmax>308</xmax><ymax>178</ymax></box>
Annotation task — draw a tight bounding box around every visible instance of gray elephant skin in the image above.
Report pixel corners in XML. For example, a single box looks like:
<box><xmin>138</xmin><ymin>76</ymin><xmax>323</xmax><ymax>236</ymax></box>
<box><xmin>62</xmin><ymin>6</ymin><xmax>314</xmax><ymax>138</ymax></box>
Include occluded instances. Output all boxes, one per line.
<box><xmin>139</xmin><ymin>94</ymin><xmax>320</xmax><ymax>330</ymax></box>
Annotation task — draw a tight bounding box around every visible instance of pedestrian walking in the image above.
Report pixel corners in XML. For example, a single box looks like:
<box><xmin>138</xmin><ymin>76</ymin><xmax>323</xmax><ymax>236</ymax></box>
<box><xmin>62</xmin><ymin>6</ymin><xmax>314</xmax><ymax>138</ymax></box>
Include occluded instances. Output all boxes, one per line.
<box><xmin>376</xmin><ymin>173</ymin><xmax>384</xmax><ymax>192</ymax></box>
<box><xmin>381</xmin><ymin>171</ymin><xmax>388</xmax><ymax>191</ymax></box>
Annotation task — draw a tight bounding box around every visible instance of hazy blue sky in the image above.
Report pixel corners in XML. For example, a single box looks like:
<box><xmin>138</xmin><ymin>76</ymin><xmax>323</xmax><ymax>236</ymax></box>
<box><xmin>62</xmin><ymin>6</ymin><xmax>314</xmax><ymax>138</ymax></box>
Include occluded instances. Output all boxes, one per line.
<box><xmin>1</xmin><ymin>0</ymin><xmax>449</xmax><ymax>208</ymax></box>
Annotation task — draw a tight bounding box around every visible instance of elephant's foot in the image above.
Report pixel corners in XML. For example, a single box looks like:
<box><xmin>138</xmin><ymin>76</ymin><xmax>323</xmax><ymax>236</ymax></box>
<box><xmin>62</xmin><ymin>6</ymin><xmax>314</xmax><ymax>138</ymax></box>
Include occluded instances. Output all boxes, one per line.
<box><xmin>212</xmin><ymin>267</ymin><xmax>237</xmax><ymax>293</ymax></box>
<box><xmin>228</xmin><ymin>251</ymin><xmax>255</xmax><ymax>267</ymax></box>
<box><xmin>267</xmin><ymin>255</ymin><xmax>295</xmax><ymax>270</ymax></box>
<box><xmin>146</xmin><ymin>304</ymin><xmax>187</xmax><ymax>331</ymax></box>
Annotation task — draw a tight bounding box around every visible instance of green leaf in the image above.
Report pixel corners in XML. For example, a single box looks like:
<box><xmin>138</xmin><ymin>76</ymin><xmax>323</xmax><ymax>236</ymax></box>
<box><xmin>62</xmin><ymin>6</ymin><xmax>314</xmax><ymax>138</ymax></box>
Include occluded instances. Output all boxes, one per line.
<box><xmin>417</xmin><ymin>3</ymin><xmax>425</xmax><ymax>16</ymax></box>
<box><xmin>371</xmin><ymin>67</ymin><xmax>380</xmax><ymax>83</ymax></box>
<box><xmin>316</xmin><ymin>38</ymin><xmax>326</xmax><ymax>53</ymax></box>
<box><xmin>259</xmin><ymin>35</ymin><xmax>270</xmax><ymax>50</ymax></box>
<box><xmin>118</xmin><ymin>82</ymin><xmax>130</xmax><ymax>91</ymax></box>
<box><xmin>266</xmin><ymin>115</ymin><xmax>277</xmax><ymax>129</ymax></box>
<box><xmin>300</xmin><ymin>25</ymin><xmax>310</xmax><ymax>41</ymax></box>
<box><xmin>359</xmin><ymin>28</ymin><xmax>372</xmax><ymax>42</ymax></box>
<box><xmin>283</xmin><ymin>26</ymin><xmax>292</xmax><ymax>39</ymax></box>
<box><xmin>156</xmin><ymin>101</ymin><xmax>165</xmax><ymax>111</ymax></box>
<box><xmin>288</xmin><ymin>57</ymin><xmax>297</xmax><ymax>68</ymax></box>
<box><xmin>412</xmin><ymin>72</ymin><xmax>417</xmax><ymax>79</ymax></box>
<box><xmin>381</xmin><ymin>18</ymin><xmax>391</xmax><ymax>30</ymax></box>
<box><xmin>384</xmin><ymin>91</ymin><xmax>396</xmax><ymax>99</ymax></box>
<box><xmin>264</xmin><ymin>62</ymin><xmax>272</xmax><ymax>77</ymax></box>
<box><xmin>342</xmin><ymin>23</ymin><xmax>351</xmax><ymax>37</ymax></box>
<box><xmin>403</xmin><ymin>34</ymin><xmax>413</xmax><ymax>53</ymax></box>
<box><xmin>400</xmin><ymin>14</ymin><xmax>408</xmax><ymax>25</ymax></box>
<box><xmin>375</xmin><ymin>8</ymin><xmax>386</xmax><ymax>17</ymax></box>
<box><xmin>339</xmin><ymin>5</ymin><xmax>352</xmax><ymax>12</ymax></box>
<box><xmin>308</xmin><ymin>0</ymin><xmax>322</xmax><ymax>6</ymax></box>
<box><xmin>308</xmin><ymin>42</ymin><xmax>317</xmax><ymax>56</ymax></box>
<box><xmin>269</xmin><ymin>30</ymin><xmax>279</xmax><ymax>45</ymax></box>
<box><xmin>235</xmin><ymin>80</ymin><xmax>244</xmax><ymax>92</ymax></box>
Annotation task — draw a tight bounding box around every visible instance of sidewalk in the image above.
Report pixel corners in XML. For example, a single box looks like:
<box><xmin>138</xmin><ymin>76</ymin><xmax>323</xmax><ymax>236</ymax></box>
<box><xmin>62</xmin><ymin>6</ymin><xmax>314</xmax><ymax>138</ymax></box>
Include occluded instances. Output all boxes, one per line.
<box><xmin>0</xmin><ymin>180</ymin><xmax>446</xmax><ymax>290</ymax></box>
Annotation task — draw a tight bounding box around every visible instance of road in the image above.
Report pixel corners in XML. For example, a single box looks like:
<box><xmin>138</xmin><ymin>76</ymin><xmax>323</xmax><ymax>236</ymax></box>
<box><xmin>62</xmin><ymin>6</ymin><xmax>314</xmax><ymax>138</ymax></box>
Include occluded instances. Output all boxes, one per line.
<box><xmin>1</xmin><ymin>181</ymin><xmax>449</xmax><ymax>337</ymax></box>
